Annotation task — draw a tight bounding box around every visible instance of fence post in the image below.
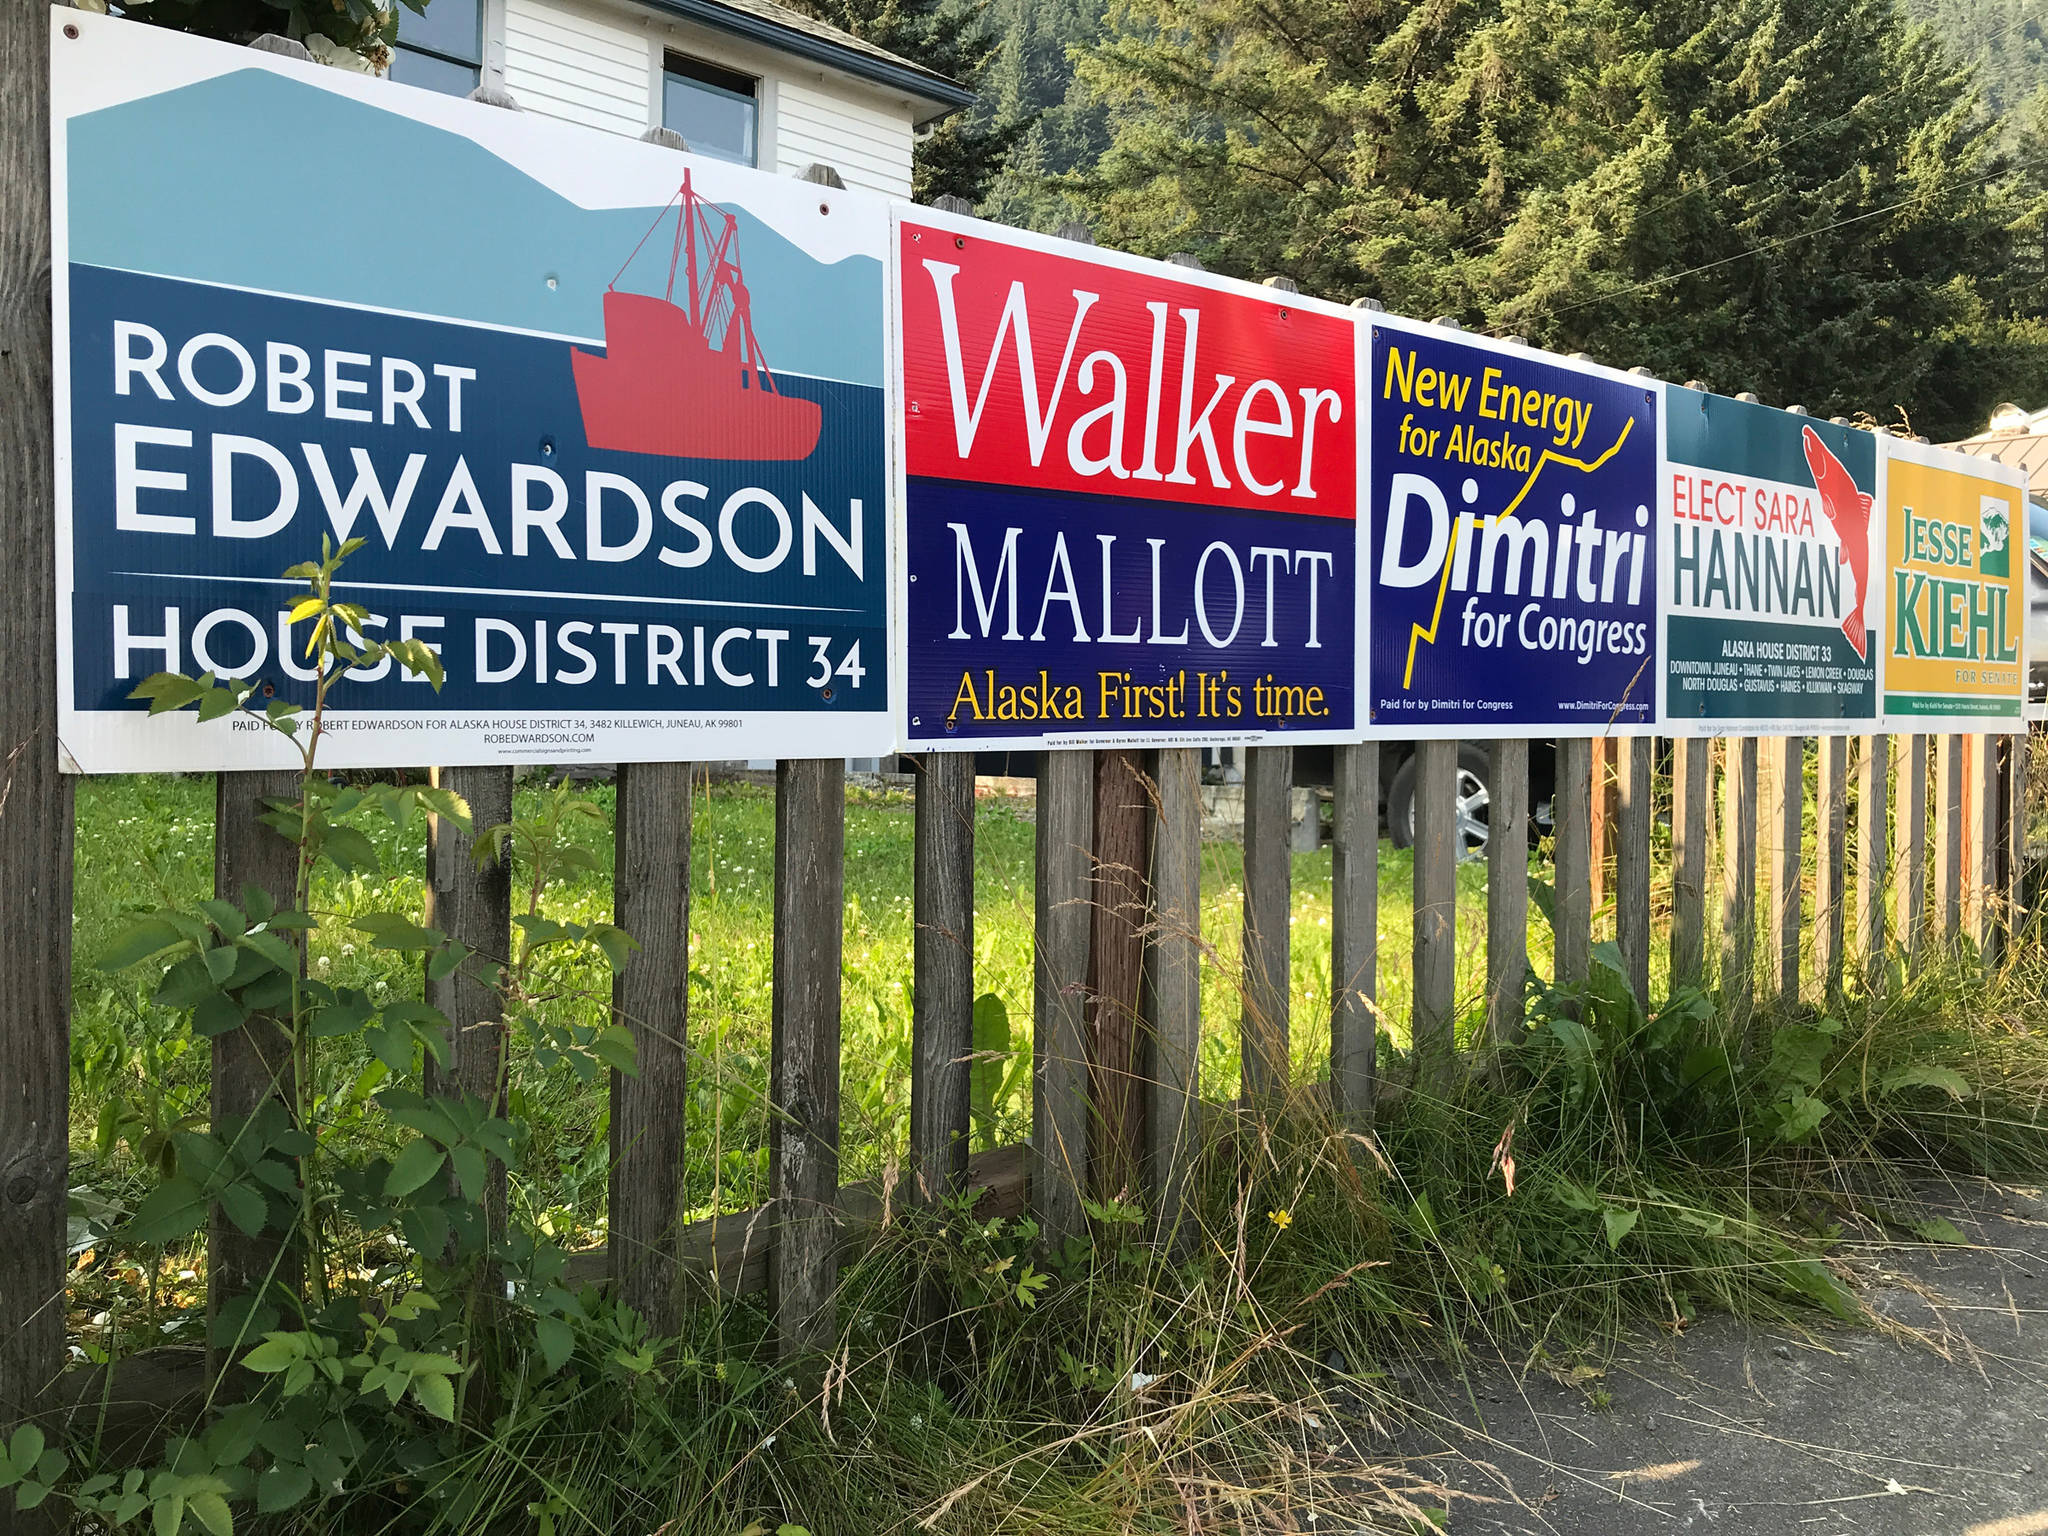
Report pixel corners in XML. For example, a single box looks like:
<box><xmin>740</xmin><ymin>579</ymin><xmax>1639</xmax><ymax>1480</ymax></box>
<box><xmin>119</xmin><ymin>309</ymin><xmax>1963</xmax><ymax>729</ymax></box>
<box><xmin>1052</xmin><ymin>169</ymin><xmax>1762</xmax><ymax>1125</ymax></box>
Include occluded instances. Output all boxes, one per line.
<box><xmin>1816</xmin><ymin>736</ymin><xmax>1848</xmax><ymax>999</ymax></box>
<box><xmin>1855</xmin><ymin>735</ymin><xmax>1889</xmax><ymax>990</ymax></box>
<box><xmin>610</xmin><ymin>763</ymin><xmax>692</xmax><ymax>1337</ymax></box>
<box><xmin>1033</xmin><ymin>750</ymin><xmax>1092</xmax><ymax>1247</ymax></box>
<box><xmin>769</xmin><ymin>759</ymin><xmax>845</xmax><ymax>1367</ymax></box>
<box><xmin>1936</xmin><ymin>734</ymin><xmax>1964</xmax><ymax>945</ymax></box>
<box><xmin>1761</xmin><ymin>736</ymin><xmax>1803</xmax><ymax>1009</ymax></box>
<box><xmin>1588</xmin><ymin>737</ymin><xmax>1614</xmax><ymax>919</ymax></box>
<box><xmin>2009</xmin><ymin>733</ymin><xmax>2031</xmax><ymax>945</ymax></box>
<box><xmin>1412</xmin><ymin>739</ymin><xmax>1458</xmax><ymax>1092</ymax></box>
<box><xmin>911</xmin><ymin>753</ymin><xmax>976</xmax><ymax>1205</ymax></box>
<box><xmin>1615</xmin><ymin>737</ymin><xmax>1653</xmax><ymax>1009</ymax></box>
<box><xmin>1242</xmin><ymin>745</ymin><xmax>1295</xmax><ymax>1101</ymax></box>
<box><xmin>1966</xmin><ymin>735</ymin><xmax>1998</xmax><ymax>958</ymax></box>
<box><xmin>211</xmin><ymin>771</ymin><xmax>303</xmax><ymax>1371</ymax></box>
<box><xmin>1144</xmin><ymin>749</ymin><xmax>1201</xmax><ymax>1238</ymax></box>
<box><xmin>1896</xmin><ymin>735</ymin><xmax>1930</xmax><ymax>975</ymax></box>
<box><xmin>1670</xmin><ymin>738</ymin><xmax>1710</xmax><ymax>991</ymax></box>
<box><xmin>1331</xmin><ymin>744</ymin><xmax>1379</xmax><ymax>1130</ymax></box>
<box><xmin>1720</xmin><ymin>736</ymin><xmax>1758</xmax><ymax>1044</ymax></box>
<box><xmin>1554</xmin><ymin>738</ymin><xmax>1593</xmax><ymax>995</ymax></box>
<box><xmin>1485</xmin><ymin>740</ymin><xmax>1529</xmax><ymax>1054</ymax></box>
<box><xmin>424</xmin><ymin>767</ymin><xmax>514</xmax><ymax>1240</ymax></box>
<box><xmin>1090</xmin><ymin>750</ymin><xmax>1150</xmax><ymax>1192</ymax></box>
<box><xmin>0</xmin><ymin>0</ymin><xmax>71</xmax><ymax>1445</ymax></box>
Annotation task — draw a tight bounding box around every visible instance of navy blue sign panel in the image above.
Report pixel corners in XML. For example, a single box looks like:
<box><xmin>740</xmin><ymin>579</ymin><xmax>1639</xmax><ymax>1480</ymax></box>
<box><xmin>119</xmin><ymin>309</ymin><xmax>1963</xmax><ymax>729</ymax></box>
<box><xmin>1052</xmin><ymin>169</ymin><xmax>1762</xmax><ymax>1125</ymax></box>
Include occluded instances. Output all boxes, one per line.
<box><xmin>902</xmin><ymin>479</ymin><xmax>1356</xmax><ymax>743</ymax></box>
<box><xmin>69</xmin><ymin>266</ymin><xmax>883</xmax><ymax>731</ymax></box>
<box><xmin>1365</xmin><ymin>324</ymin><xmax>1660</xmax><ymax>736</ymax></box>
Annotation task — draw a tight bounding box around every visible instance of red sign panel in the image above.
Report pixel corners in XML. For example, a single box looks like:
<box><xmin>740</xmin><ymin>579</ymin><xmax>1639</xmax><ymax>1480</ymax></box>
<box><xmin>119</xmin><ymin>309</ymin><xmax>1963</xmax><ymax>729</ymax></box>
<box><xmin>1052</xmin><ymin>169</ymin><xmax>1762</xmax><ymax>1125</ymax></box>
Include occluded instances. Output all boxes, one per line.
<box><xmin>898</xmin><ymin>222</ymin><xmax>1356</xmax><ymax>519</ymax></box>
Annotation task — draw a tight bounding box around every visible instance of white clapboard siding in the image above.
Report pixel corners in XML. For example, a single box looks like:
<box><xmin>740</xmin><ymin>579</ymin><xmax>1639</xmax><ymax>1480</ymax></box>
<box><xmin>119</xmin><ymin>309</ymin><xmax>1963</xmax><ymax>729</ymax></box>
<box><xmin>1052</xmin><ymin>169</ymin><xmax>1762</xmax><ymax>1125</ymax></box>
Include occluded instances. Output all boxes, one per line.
<box><xmin>774</xmin><ymin>73</ymin><xmax>913</xmax><ymax>198</ymax></box>
<box><xmin>505</xmin><ymin>0</ymin><xmax>652</xmax><ymax>138</ymax></box>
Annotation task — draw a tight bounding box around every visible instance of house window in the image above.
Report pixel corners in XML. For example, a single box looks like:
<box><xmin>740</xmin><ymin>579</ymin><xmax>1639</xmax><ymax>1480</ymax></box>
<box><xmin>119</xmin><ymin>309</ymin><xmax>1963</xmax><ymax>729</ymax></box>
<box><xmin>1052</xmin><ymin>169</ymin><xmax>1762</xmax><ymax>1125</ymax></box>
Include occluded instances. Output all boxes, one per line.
<box><xmin>390</xmin><ymin>0</ymin><xmax>483</xmax><ymax>95</ymax></box>
<box><xmin>663</xmin><ymin>52</ymin><xmax>758</xmax><ymax>166</ymax></box>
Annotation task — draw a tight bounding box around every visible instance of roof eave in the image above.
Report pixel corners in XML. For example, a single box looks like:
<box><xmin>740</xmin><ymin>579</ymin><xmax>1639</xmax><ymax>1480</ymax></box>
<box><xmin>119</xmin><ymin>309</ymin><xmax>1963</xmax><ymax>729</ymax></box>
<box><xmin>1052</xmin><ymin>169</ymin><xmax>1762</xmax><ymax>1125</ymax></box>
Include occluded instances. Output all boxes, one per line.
<box><xmin>638</xmin><ymin>0</ymin><xmax>976</xmax><ymax>119</ymax></box>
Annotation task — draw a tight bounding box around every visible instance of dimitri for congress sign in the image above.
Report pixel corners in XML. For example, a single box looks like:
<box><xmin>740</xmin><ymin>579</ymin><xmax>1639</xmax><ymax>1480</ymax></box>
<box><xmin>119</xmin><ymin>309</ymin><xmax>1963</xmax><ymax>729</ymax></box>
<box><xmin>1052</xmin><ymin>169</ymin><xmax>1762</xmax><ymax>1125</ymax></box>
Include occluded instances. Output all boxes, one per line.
<box><xmin>1365</xmin><ymin>322</ymin><xmax>1659</xmax><ymax>737</ymax></box>
<box><xmin>893</xmin><ymin>210</ymin><xmax>1360</xmax><ymax>749</ymax></box>
<box><xmin>1660</xmin><ymin>390</ymin><xmax>1881</xmax><ymax>731</ymax></box>
<box><xmin>53</xmin><ymin>12</ymin><xmax>891</xmax><ymax>772</ymax></box>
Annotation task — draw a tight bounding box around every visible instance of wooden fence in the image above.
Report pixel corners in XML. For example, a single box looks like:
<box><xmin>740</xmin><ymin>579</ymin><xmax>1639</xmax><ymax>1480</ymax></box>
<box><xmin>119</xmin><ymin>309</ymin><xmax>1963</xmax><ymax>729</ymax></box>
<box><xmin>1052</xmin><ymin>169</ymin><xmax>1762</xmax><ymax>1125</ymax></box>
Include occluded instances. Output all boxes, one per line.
<box><xmin>1</xmin><ymin>23</ymin><xmax>2042</xmax><ymax>1429</ymax></box>
<box><xmin>4</xmin><ymin>725</ymin><xmax>2036</xmax><ymax>1412</ymax></box>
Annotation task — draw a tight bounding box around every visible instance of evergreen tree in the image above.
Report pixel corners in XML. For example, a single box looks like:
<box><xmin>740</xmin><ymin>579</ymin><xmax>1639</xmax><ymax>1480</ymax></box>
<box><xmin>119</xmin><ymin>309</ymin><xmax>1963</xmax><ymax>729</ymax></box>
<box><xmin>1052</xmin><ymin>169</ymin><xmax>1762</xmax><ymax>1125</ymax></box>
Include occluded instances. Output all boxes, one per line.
<box><xmin>1074</xmin><ymin>0</ymin><xmax>2046</xmax><ymax>437</ymax></box>
<box><xmin>790</xmin><ymin>0</ymin><xmax>1027</xmax><ymax>203</ymax></box>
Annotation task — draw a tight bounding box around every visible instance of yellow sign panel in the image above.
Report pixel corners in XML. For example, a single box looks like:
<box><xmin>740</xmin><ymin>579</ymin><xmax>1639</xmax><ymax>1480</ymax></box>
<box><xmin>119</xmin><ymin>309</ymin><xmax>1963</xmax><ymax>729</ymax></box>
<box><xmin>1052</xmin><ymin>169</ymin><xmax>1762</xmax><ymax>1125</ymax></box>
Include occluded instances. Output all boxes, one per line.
<box><xmin>1884</xmin><ymin>450</ymin><xmax>2024</xmax><ymax>721</ymax></box>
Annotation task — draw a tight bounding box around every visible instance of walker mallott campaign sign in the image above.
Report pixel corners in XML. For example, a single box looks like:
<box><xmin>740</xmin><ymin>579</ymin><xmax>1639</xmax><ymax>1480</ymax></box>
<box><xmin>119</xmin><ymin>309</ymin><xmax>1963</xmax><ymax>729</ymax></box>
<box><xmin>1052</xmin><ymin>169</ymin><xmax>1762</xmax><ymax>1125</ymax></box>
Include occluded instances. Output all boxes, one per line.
<box><xmin>893</xmin><ymin>210</ymin><xmax>1361</xmax><ymax>749</ymax></box>
<box><xmin>1365</xmin><ymin>321</ymin><xmax>1660</xmax><ymax>737</ymax></box>
<box><xmin>1659</xmin><ymin>390</ymin><xmax>1881</xmax><ymax>731</ymax></box>
<box><xmin>53</xmin><ymin>10</ymin><xmax>892</xmax><ymax>772</ymax></box>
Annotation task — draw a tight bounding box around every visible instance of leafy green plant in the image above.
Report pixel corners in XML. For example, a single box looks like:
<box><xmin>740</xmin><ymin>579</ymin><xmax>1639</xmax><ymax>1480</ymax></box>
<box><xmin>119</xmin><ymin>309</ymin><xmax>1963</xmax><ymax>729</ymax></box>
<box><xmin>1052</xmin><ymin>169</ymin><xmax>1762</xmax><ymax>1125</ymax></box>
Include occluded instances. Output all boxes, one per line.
<box><xmin>25</xmin><ymin>542</ymin><xmax>643</xmax><ymax>1535</ymax></box>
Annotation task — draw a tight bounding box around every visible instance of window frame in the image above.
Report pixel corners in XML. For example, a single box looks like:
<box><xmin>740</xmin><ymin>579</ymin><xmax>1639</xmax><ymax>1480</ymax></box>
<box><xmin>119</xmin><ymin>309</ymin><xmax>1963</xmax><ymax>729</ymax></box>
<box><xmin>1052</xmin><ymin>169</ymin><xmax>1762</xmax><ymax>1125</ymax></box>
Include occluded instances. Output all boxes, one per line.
<box><xmin>389</xmin><ymin>0</ymin><xmax>484</xmax><ymax>95</ymax></box>
<box><xmin>661</xmin><ymin>48</ymin><xmax>762</xmax><ymax>168</ymax></box>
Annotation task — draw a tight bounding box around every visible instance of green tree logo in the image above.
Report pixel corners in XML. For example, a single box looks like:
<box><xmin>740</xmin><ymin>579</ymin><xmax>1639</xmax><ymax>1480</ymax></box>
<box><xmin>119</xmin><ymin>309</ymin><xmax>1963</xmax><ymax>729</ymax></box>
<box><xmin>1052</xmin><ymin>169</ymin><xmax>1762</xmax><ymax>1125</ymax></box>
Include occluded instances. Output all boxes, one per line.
<box><xmin>1980</xmin><ymin>495</ymin><xmax>2011</xmax><ymax>579</ymax></box>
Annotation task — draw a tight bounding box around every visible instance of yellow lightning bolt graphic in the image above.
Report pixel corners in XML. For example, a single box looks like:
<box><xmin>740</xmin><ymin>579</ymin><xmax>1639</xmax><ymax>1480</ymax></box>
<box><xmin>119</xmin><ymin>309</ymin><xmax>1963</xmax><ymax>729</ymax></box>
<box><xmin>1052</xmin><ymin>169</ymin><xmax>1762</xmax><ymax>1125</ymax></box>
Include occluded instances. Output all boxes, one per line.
<box><xmin>1401</xmin><ymin>416</ymin><xmax>1637</xmax><ymax>690</ymax></box>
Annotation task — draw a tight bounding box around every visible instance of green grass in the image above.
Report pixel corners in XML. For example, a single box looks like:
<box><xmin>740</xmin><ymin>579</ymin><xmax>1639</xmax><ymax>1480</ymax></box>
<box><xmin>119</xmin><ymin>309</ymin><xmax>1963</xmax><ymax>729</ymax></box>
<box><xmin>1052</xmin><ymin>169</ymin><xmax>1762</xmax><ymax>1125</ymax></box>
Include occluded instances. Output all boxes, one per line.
<box><xmin>70</xmin><ymin>772</ymin><xmax>1519</xmax><ymax>1234</ymax></box>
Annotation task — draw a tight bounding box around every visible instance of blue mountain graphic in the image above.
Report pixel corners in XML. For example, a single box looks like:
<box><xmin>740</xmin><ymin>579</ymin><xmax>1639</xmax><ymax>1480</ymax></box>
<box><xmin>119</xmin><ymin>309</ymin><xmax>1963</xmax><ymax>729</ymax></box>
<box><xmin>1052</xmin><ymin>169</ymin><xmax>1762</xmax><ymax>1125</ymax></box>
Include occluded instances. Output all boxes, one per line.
<box><xmin>66</xmin><ymin>68</ymin><xmax>882</xmax><ymax>387</ymax></box>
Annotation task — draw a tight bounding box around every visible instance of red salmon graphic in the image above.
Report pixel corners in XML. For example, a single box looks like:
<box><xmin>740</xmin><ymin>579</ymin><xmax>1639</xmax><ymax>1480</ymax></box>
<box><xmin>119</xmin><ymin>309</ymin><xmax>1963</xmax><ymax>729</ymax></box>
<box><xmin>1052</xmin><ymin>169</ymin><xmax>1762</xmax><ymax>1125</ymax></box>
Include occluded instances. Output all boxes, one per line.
<box><xmin>1802</xmin><ymin>425</ymin><xmax>1871</xmax><ymax>660</ymax></box>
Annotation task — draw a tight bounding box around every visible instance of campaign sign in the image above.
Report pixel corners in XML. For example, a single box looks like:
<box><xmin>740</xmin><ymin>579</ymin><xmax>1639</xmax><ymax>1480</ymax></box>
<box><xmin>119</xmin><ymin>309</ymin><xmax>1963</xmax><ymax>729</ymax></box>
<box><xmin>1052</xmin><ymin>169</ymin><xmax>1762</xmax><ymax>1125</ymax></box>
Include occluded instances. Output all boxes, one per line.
<box><xmin>1364</xmin><ymin>322</ymin><xmax>1659</xmax><ymax>736</ymax></box>
<box><xmin>1661</xmin><ymin>390</ymin><xmax>1880</xmax><ymax>730</ymax></box>
<box><xmin>893</xmin><ymin>210</ymin><xmax>1360</xmax><ymax>749</ymax></box>
<box><xmin>1881</xmin><ymin>437</ymin><xmax>2026</xmax><ymax>726</ymax></box>
<box><xmin>53</xmin><ymin>11</ymin><xmax>891</xmax><ymax>772</ymax></box>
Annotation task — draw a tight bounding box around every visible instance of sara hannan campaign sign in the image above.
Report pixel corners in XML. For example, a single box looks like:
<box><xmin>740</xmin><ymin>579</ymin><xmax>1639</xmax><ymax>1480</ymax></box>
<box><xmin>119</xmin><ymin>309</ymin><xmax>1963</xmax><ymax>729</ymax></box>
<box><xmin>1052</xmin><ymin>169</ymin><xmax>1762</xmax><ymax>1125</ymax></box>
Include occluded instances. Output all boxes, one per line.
<box><xmin>1659</xmin><ymin>390</ymin><xmax>1882</xmax><ymax>732</ymax></box>
<box><xmin>892</xmin><ymin>208</ymin><xmax>1361</xmax><ymax>750</ymax></box>
<box><xmin>53</xmin><ymin>11</ymin><xmax>892</xmax><ymax>772</ymax></box>
<box><xmin>1364</xmin><ymin>321</ymin><xmax>1660</xmax><ymax>737</ymax></box>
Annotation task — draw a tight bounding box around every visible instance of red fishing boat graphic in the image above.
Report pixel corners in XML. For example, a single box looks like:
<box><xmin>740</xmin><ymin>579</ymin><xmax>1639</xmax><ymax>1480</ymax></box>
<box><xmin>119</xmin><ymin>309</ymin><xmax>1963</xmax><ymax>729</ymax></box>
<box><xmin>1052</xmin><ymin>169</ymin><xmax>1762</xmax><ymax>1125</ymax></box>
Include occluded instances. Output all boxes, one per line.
<box><xmin>572</xmin><ymin>170</ymin><xmax>821</xmax><ymax>461</ymax></box>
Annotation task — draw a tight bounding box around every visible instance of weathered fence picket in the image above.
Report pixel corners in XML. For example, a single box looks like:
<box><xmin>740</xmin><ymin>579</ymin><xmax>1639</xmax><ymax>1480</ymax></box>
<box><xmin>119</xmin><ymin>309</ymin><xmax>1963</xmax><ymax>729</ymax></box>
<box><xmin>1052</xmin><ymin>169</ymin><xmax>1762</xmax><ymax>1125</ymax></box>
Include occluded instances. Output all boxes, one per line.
<box><xmin>1856</xmin><ymin>736</ymin><xmax>1889</xmax><ymax>990</ymax></box>
<box><xmin>1411</xmin><ymin>740</ymin><xmax>1457</xmax><ymax>1091</ymax></box>
<box><xmin>1330</xmin><ymin>744</ymin><xmax>1379</xmax><ymax>1130</ymax></box>
<box><xmin>1721</xmin><ymin>735</ymin><xmax>1760</xmax><ymax>1041</ymax></box>
<box><xmin>211</xmin><ymin>770</ymin><xmax>303</xmax><ymax>1364</ymax></box>
<box><xmin>1762</xmin><ymin>736</ymin><xmax>1804</xmax><ymax>1009</ymax></box>
<box><xmin>1966</xmin><ymin>734</ymin><xmax>1999</xmax><ymax>957</ymax></box>
<box><xmin>609</xmin><ymin>763</ymin><xmax>693</xmax><ymax>1336</ymax></box>
<box><xmin>1896</xmin><ymin>734</ymin><xmax>1931</xmax><ymax>974</ymax></box>
<box><xmin>1242</xmin><ymin>745</ymin><xmax>1295</xmax><ymax>1101</ymax></box>
<box><xmin>0</xmin><ymin>0</ymin><xmax>70</xmax><ymax>1451</ymax></box>
<box><xmin>1090</xmin><ymin>750</ymin><xmax>1150</xmax><ymax>1194</ymax></box>
<box><xmin>1616</xmin><ymin>738</ymin><xmax>1653</xmax><ymax>1009</ymax></box>
<box><xmin>1937</xmin><ymin>734</ymin><xmax>1964</xmax><ymax>943</ymax></box>
<box><xmin>1032</xmin><ymin>750</ymin><xmax>1092</xmax><ymax>1247</ymax></box>
<box><xmin>1486</xmin><ymin>740</ymin><xmax>1530</xmax><ymax>1054</ymax></box>
<box><xmin>1554</xmin><ymin>737</ymin><xmax>1594</xmax><ymax>995</ymax></box>
<box><xmin>911</xmin><ymin>753</ymin><xmax>976</xmax><ymax>1206</ymax></box>
<box><xmin>1816</xmin><ymin>736</ymin><xmax>1849</xmax><ymax>998</ymax></box>
<box><xmin>1143</xmin><ymin>749</ymin><xmax>1202</xmax><ymax>1234</ymax></box>
<box><xmin>1670</xmin><ymin>738</ymin><xmax>1710</xmax><ymax>992</ymax></box>
<box><xmin>425</xmin><ymin>766</ymin><xmax>515</xmax><ymax>1242</ymax></box>
<box><xmin>768</xmin><ymin>759</ymin><xmax>846</xmax><ymax>1369</ymax></box>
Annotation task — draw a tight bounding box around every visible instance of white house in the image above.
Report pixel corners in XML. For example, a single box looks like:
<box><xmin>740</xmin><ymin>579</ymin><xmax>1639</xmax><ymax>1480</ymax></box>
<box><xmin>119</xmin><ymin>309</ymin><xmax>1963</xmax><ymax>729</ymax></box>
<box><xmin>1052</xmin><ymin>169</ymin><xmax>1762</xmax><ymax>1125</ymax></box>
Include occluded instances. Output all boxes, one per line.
<box><xmin>386</xmin><ymin>0</ymin><xmax>973</xmax><ymax>199</ymax></box>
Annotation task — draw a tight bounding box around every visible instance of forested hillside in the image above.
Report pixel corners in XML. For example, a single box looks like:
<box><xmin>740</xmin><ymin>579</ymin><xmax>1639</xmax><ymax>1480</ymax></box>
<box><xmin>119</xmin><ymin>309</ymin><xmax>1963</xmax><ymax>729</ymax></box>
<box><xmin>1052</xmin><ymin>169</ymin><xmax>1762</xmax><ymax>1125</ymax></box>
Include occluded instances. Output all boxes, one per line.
<box><xmin>806</xmin><ymin>0</ymin><xmax>2048</xmax><ymax>439</ymax></box>
<box><xmin>1909</xmin><ymin>0</ymin><xmax>2048</xmax><ymax>126</ymax></box>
